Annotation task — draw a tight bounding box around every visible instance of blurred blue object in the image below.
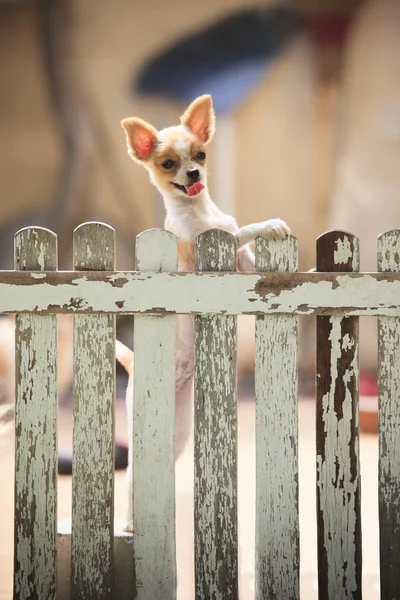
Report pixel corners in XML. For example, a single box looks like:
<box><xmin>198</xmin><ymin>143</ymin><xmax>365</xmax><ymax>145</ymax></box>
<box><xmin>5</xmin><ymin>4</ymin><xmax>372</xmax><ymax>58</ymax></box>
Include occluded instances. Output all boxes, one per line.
<box><xmin>135</xmin><ymin>5</ymin><xmax>303</xmax><ymax>114</ymax></box>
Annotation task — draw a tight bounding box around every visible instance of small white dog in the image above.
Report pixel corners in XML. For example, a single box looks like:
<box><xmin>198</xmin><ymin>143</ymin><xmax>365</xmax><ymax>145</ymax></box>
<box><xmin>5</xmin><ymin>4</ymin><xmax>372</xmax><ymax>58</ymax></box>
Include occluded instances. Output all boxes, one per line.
<box><xmin>118</xmin><ymin>94</ymin><xmax>290</xmax><ymax>530</ymax></box>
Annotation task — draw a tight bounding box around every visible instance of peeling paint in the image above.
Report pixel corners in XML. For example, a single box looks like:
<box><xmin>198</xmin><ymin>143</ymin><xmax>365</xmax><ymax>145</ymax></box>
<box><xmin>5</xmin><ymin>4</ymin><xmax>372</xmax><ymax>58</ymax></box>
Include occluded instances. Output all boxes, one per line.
<box><xmin>71</xmin><ymin>221</ymin><xmax>115</xmax><ymax>599</ymax></box>
<box><xmin>194</xmin><ymin>230</ymin><xmax>238</xmax><ymax>600</ymax></box>
<box><xmin>378</xmin><ymin>230</ymin><xmax>400</xmax><ymax>598</ymax></box>
<box><xmin>334</xmin><ymin>237</ymin><xmax>353</xmax><ymax>265</ymax></box>
<box><xmin>14</xmin><ymin>315</ymin><xmax>58</xmax><ymax>600</ymax></box>
<box><xmin>255</xmin><ymin>234</ymin><xmax>299</xmax><ymax>600</ymax></box>
<box><xmin>0</xmin><ymin>272</ymin><xmax>400</xmax><ymax>316</ymax></box>
<box><xmin>317</xmin><ymin>316</ymin><xmax>360</xmax><ymax>599</ymax></box>
<box><xmin>131</xmin><ymin>229</ymin><xmax>177</xmax><ymax>600</ymax></box>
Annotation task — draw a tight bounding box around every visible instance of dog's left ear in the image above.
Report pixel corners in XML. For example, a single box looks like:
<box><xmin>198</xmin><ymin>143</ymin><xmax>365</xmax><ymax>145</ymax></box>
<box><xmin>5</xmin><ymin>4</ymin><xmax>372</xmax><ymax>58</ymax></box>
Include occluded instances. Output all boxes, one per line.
<box><xmin>121</xmin><ymin>117</ymin><xmax>158</xmax><ymax>163</ymax></box>
<box><xmin>180</xmin><ymin>95</ymin><xmax>215</xmax><ymax>144</ymax></box>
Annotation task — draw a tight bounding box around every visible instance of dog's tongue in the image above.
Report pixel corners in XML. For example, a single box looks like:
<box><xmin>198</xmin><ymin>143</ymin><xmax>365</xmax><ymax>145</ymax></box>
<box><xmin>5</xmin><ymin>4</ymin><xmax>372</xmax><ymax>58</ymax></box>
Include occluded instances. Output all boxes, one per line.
<box><xmin>187</xmin><ymin>182</ymin><xmax>205</xmax><ymax>197</ymax></box>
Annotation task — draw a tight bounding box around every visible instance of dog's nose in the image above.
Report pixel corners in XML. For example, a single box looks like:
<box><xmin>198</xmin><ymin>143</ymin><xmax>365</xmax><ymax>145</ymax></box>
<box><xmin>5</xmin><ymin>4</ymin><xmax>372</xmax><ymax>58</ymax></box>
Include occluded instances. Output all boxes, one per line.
<box><xmin>187</xmin><ymin>169</ymin><xmax>199</xmax><ymax>182</ymax></box>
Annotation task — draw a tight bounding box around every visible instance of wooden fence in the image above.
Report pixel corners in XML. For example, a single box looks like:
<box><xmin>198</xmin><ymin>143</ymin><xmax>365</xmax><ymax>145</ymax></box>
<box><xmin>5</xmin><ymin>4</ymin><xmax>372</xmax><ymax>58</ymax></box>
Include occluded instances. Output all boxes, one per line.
<box><xmin>8</xmin><ymin>222</ymin><xmax>400</xmax><ymax>600</ymax></box>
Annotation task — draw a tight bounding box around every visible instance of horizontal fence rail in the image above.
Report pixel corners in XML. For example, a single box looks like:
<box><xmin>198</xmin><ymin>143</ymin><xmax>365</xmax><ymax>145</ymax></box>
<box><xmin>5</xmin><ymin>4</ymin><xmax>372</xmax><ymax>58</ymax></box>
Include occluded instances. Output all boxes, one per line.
<box><xmin>8</xmin><ymin>223</ymin><xmax>400</xmax><ymax>600</ymax></box>
<box><xmin>0</xmin><ymin>271</ymin><xmax>400</xmax><ymax>315</ymax></box>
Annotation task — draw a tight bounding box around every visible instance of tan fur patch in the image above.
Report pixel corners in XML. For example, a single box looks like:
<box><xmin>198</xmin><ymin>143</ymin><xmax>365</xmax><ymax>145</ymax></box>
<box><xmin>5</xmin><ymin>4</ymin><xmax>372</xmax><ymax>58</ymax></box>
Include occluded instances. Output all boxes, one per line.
<box><xmin>165</xmin><ymin>219</ymin><xmax>195</xmax><ymax>271</ymax></box>
<box><xmin>190</xmin><ymin>142</ymin><xmax>206</xmax><ymax>165</ymax></box>
<box><xmin>177</xmin><ymin>239</ymin><xmax>195</xmax><ymax>271</ymax></box>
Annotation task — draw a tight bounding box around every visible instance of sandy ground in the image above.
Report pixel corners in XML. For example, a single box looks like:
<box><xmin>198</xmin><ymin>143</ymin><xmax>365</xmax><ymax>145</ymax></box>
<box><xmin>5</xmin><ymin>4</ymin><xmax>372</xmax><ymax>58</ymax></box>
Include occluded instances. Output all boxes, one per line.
<box><xmin>0</xmin><ymin>396</ymin><xmax>380</xmax><ymax>600</ymax></box>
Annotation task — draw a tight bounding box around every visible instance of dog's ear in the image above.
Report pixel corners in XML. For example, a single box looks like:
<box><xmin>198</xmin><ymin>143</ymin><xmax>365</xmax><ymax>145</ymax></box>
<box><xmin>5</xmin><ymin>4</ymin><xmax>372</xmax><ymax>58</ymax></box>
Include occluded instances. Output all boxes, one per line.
<box><xmin>121</xmin><ymin>117</ymin><xmax>158</xmax><ymax>162</ymax></box>
<box><xmin>180</xmin><ymin>95</ymin><xmax>215</xmax><ymax>144</ymax></box>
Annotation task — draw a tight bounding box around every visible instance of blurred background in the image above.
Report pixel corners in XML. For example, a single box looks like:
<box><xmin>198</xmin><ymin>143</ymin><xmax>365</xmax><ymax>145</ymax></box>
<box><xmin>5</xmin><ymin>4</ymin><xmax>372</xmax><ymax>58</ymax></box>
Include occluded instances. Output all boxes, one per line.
<box><xmin>1</xmin><ymin>0</ymin><xmax>399</xmax><ymax>386</ymax></box>
<box><xmin>0</xmin><ymin>1</ymin><xmax>399</xmax><ymax>598</ymax></box>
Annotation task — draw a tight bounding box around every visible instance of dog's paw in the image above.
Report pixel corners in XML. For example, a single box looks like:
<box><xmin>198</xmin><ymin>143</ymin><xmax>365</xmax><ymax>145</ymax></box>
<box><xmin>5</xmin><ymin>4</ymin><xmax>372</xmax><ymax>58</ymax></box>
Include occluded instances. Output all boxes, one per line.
<box><xmin>260</xmin><ymin>219</ymin><xmax>291</xmax><ymax>240</ymax></box>
<box><xmin>123</xmin><ymin>520</ymin><xmax>134</xmax><ymax>533</ymax></box>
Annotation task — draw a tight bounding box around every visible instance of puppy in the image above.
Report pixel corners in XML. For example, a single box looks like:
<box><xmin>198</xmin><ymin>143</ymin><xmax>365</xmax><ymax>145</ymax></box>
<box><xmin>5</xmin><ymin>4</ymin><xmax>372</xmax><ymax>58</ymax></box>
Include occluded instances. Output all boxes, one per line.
<box><xmin>119</xmin><ymin>94</ymin><xmax>290</xmax><ymax>530</ymax></box>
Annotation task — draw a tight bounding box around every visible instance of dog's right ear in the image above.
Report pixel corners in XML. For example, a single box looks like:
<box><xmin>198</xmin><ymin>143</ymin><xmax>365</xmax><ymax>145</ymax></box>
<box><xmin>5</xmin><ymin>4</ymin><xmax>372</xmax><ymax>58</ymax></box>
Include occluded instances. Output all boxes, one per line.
<box><xmin>121</xmin><ymin>117</ymin><xmax>158</xmax><ymax>162</ymax></box>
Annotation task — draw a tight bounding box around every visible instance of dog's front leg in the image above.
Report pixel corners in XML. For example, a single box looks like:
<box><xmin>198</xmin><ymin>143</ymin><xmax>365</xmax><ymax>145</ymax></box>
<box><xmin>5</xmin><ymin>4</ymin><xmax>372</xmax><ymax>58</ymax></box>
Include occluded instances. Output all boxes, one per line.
<box><xmin>237</xmin><ymin>244</ymin><xmax>256</xmax><ymax>272</ymax></box>
<box><xmin>235</xmin><ymin>219</ymin><xmax>290</xmax><ymax>249</ymax></box>
<box><xmin>236</xmin><ymin>219</ymin><xmax>291</xmax><ymax>272</ymax></box>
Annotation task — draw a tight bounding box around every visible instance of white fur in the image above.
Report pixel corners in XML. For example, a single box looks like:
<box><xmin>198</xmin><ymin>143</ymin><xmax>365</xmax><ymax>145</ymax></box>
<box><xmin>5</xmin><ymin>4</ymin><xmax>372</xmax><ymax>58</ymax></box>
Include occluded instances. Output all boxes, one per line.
<box><xmin>172</xmin><ymin>138</ymin><xmax>191</xmax><ymax>155</ymax></box>
<box><xmin>118</xmin><ymin>96</ymin><xmax>291</xmax><ymax>531</ymax></box>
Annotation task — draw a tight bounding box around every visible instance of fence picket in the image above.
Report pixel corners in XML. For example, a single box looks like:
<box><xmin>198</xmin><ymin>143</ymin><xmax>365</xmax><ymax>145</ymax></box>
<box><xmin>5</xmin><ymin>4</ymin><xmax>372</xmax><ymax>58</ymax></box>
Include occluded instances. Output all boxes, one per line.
<box><xmin>378</xmin><ymin>229</ymin><xmax>400</xmax><ymax>599</ymax></box>
<box><xmin>254</xmin><ymin>235</ymin><xmax>299</xmax><ymax>600</ymax></box>
<box><xmin>316</xmin><ymin>230</ymin><xmax>362</xmax><ymax>600</ymax></box>
<box><xmin>132</xmin><ymin>229</ymin><xmax>178</xmax><ymax>600</ymax></box>
<box><xmin>13</xmin><ymin>227</ymin><xmax>58</xmax><ymax>600</ymax></box>
<box><xmin>194</xmin><ymin>229</ymin><xmax>238</xmax><ymax>600</ymax></box>
<box><xmin>71</xmin><ymin>222</ymin><xmax>116</xmax><ymax>600</ymax></box>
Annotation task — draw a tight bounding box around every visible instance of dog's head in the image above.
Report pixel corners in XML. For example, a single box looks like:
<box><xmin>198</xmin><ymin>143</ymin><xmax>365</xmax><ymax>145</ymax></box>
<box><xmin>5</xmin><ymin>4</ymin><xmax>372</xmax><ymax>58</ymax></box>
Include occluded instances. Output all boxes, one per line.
<box><xmin>121</xmin><ymin>95</ymin><xmax>215</xmax><ymax>200</ymax></box>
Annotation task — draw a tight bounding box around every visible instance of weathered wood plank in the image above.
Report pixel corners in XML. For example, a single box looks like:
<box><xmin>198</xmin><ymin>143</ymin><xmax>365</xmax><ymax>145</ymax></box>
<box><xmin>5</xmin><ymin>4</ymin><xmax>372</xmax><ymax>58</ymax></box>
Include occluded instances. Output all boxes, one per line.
<box><xmin>71</xmin><ymin>222</ymin><xmax>116</xmax><ymax>600</ymax></box>
<box><xmin>14</xmin><ymin>227</ymin><xmax>58</xmax><ymax>600</ymax></box>
<box><xmin>316</xmin><ymin>231</ymin><xmax>362</xmax><ymax>600</ymax></box>
<box><xmin>194</xmin><ymin>229</ymin><xmax>238</xmax><ymax>600</ymax></box>
<box><xmin>377</xmin><ymin>229</ymin><xmax>400</xmax><ymax>600</ymax></box>
<box><xmin>255</xmin><ymin>235</ymin><xmax>299</xmax><ymax>600</ymax></box>
<box><xmin>1</xmin><ymin>269</ymin><xmax>400</xmax><ymax>316</ymax></box>
<box><xmin>132</xmin><ymin>229</ymin><xmax>177</xmax><ymax>600</ymax></box>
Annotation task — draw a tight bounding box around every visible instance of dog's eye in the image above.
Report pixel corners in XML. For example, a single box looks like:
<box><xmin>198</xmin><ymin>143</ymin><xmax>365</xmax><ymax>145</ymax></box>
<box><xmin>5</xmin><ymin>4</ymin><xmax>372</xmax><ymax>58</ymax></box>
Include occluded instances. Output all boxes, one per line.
<box><xmin>197</xmin><ymin>152</ymin><xmax>206</xmax><ymax>160</ymax></box>
<box><xmin>162</xmin><ymin>159</ymin><xmax>175</xmax><ymax>169</ymax></box>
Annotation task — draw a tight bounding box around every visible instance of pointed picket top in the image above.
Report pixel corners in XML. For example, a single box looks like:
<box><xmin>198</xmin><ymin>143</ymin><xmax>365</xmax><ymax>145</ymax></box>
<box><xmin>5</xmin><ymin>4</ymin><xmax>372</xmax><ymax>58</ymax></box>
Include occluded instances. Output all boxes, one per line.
<box><xmin>136</xmin><ymin>228</ymin><xmax>178</xmax><ymax>271</ymax></box>
<box><xmin>317</xmin><ymin>229</ymin><xmax>359</xmax><ymax>272</ymax></box>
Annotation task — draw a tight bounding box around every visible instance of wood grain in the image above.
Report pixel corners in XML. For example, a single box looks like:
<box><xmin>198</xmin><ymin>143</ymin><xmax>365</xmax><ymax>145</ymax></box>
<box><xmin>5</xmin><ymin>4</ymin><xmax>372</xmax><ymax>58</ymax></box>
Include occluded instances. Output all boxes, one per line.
<box><xmin>14</xmin><ymin>227</ymin><xmax>58</xmax><ymax>600</ymax></box>
<box><xmin>255</xmin><ymin>235</ymin><xmax>299</xmax><ymax>600</ymax></box>
<box><xmin>194</xmin><ymin>230</ymin><xmax>238</xmax><ymax>600</ymax></box>
<box><xmin>71</xmin><ymin>222</ymin><xmax>116</xmax><ymax>600</ymax></box>
<box><xmin>0</xmin><ymin>269</ymin><xmax>400</xmax><ymax>316</ymax></box>
<box><xmin>377</xmin><ymin>229</ymin><xmax>400</xmax><ymax>600</ymax></box>
<box><xmin>132</xmin><ymin>229</ymin><xmax>177</xmax><ymax>600</ymax></box>
<box><xmin>316</xmin><ymin>230</ymin><xmax>361</xmax><ymax>600</ymax></box>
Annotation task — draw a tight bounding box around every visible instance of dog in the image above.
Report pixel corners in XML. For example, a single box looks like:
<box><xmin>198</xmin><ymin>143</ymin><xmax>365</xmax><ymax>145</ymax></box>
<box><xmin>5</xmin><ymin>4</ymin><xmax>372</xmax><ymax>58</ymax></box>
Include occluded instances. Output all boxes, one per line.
<box><xmin>118</xmin><ymin>94</ymin><xmax>291</xmax><ymax>531</ymax></box>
